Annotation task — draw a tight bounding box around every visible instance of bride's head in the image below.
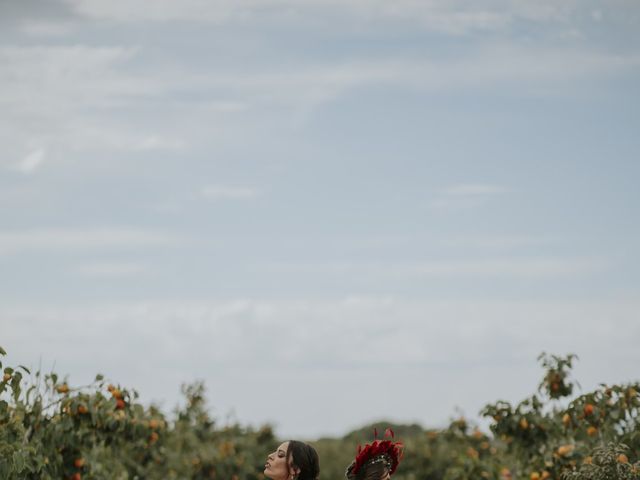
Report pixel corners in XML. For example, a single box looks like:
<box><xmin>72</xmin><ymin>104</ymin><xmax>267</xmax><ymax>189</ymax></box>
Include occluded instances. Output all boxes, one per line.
<box><xmin>264</xmin><ymin>440</ymin><xmax>320</xmax><ymax>480</ymax></box>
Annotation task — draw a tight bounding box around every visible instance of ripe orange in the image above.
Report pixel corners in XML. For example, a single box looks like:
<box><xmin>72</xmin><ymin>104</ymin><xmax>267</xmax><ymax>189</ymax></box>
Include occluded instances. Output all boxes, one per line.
<box><xmin>583</xmin><ymin>404</ymin><xmax>594</xmax><ymax>416</ymax></box>
<box><xmin>71</xmin><ymin>473</ymin><xmax>81</xmax><ymax>480</ymax></box>
<box><xmin>500</xmin><ymin>467</ymin><xmax>512</xmax><ymax>480</ymax></box>
<box><xmin>115</xmin><ymin>399</ymin><xmax>126</xmax><ymax>410</ymax></box>
<box><xmin>562</xmin><ymin>413</ymin><xmax>571</xmax><ymax>427</ymax></box>
<box><xmin>56</xmin><ymin>384</ymin><xmax>70</xmax><ymax>394</ymax></box>
<box><xmin>149</xmin><ymin>431</ymin><xmax>159</xmax><ymax>443</ymax></box>
<box><xmin>74</xmin><ymin>458</ymin><xmax>85</xmax><ymax>468</ymax></box>
<box><xmin>149</xmin><ymin>419</ymin><xmax>159</xmax><ymax>430</ymax></box>
<box><xmin>2</xmin><ymin>373</ymin><xmax>11</xmax><ymax>382</ymax></box>
<box><xmin>530</xmin><ymin>472</ymin><xmax>540</xmax><ymax>480</ymax></box>
<box><xmin>618</xmin><ymin>454</ymin><xmax>629</xmax><ymax>464</ymax></box>
<box><xmin>77</xmin><ymin>405</ymin><xmax>88</xmax><ymax>415</ymax></box>
<box><xmin>519</xmin><ymin>418</ymin><xmax>529</xmax><ymax>430</ymax></box>
<box><xmin>586</xmin><ymin>426</ymin><xmax>598</xmax><ymax>436</ymax></box>
<box><xmin>557</xmin><ymin>444</ymin><xmax>574</xmax><ymax>457</ymax></box>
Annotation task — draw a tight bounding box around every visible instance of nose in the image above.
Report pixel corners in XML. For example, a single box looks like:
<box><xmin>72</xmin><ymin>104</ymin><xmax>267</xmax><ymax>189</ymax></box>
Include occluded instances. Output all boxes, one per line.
<box><xmin>267</xmin><ymin>452</ymin><xmax>275</xmax><ymax>460</ymax></box>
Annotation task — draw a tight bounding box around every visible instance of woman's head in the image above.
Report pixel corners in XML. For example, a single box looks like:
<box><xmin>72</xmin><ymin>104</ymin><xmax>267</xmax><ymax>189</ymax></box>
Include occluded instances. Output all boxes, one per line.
<box><xmin>345</xmin><ymin>435</ymin><xmax>403</xmax><ymax>480</ymax></box>
<box><xmin>264</xmin><ymin>441</ymin><xmax>320</xmax><ymax>480</ymax></box>
<box><xmin>346</xmin><ymin>459</ymin><xmax>390</xmax><ymax>480</ymax></box>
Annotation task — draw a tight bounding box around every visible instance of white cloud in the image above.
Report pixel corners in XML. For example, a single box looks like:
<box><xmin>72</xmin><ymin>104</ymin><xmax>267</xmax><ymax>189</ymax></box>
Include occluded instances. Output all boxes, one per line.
<box><xmin>61</xmin><ymin>0</ymin><xmax>577</xmax><ymax>35</ymax></box>
<box><xmin>0</xmin><ymin>46</ymin><xmax>189</xmax><ymax>167</ymax></box>
<box><xmin>0</xmin><ymin>45</ymin><xmax>141</xmax><ymax>113</ymax></box>
<box><xmin>20</xmin><ymin>21</ymin><xmax>75</xmax><ymax>37</ymax></box>
<box><xmin>441</xmin><ymin>184</ymin><xmax>508</xmax><ymax>196</ymax></box>
<box><xmin>430</xmin><ymin>183</ymin><xmax>508</xmax><ymax>210</ymax></box>
<box><xmin>442</xmin><ymin>234</ymin><xmax>558</xmax><ymax>249</ymax></box>
<box><xmin>0</xmin><ymin>228</ymin><xmax>183</xmax><ymax>255</ymax></box>
<box><xmin>14</xmin><ymin>148</ymin><xmax>46</xmax><ymax>174</ymax></box>
<box><xmin>1</xmin><ymin>42</ymin><xmax>638</xmax><ymax>172</ymax></box>
<box><xmin>405</xmin><ymin>257</ymin><xmax>607</xmax><ymax>277</ymax></box>
<box><xmin>224</xmin><ymin>47</ymin><xmax>640</xmax><ymax>114</ymax></box>
<box><xmin>74</xmin><ymin>261</ymin><xmax>146</xmax><ymax>277</ymax></box>
<box><xmin>2</xmin><ymin>295</ymin><xmax>639</xmax><ymax>437</ymax></box>
<box><xmin>201</xmin><ymin>185</ymin><xmax>259</xmax><ymax>200</ymax></box>
<box><xmin>135</xmin><ymin>136</ymin><xmax>185</xmax><ymax>151</ymax></box>
<box><xmin>266</xmin><ymin>256</ymin><xmax>608</xmax><ymax>279</ymax></box>
<box><xmin>1</xmin><ymin>27</ymin><xmax>638</xmax><ymax>177</ymax></box>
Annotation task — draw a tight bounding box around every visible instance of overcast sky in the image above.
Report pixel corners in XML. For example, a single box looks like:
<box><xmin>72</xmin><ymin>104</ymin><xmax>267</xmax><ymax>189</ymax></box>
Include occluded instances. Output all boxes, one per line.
<box><xmin>1</xmin><ymin>0</ymin><xmax>640</xmax><ymax>439</ymax></box>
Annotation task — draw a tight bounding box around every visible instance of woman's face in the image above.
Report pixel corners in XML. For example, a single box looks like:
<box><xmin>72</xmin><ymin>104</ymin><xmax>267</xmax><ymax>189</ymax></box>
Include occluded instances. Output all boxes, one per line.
<box><xmin>264</xmin><ymin>442</ymin><xmax>293</xmax><ymax>480</ymax></box>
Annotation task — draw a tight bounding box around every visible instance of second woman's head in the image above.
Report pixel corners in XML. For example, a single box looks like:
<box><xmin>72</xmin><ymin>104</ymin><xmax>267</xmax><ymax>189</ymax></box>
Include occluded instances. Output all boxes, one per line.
<box><xmin>264</xmin><ymin>441</ymin><xmax>320</xmax><ymax>480</ymax></box>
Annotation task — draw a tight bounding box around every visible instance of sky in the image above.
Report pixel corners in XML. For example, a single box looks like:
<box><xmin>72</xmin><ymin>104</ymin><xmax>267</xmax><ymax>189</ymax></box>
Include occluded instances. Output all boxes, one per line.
<box><xmin>1</xmin><ymin>0</ymin><xmax>640</xmax><ymax>439</ymax></box>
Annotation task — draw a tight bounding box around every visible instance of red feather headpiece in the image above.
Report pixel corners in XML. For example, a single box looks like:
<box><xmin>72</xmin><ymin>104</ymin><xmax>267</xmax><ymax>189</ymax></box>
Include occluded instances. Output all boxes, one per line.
<box><xmin>351</xmin><ymin>428</ymin><xmax>403</xmax><ymax>476</ymax></box>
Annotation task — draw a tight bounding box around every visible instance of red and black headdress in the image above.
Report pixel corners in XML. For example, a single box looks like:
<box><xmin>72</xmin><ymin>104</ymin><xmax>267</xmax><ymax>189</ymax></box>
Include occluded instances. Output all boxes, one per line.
<box><xmin>348</xmin><ymin>428</ymin><xmax>404</xmax><ymax>477</ymax></box>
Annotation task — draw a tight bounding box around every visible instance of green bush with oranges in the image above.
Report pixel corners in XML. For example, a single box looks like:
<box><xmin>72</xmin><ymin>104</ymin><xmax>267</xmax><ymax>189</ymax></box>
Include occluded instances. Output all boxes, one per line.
<box><xmin>1</xmin><ymin>346</ymin><xmax>639</xmax><ymax>480</ymax></box>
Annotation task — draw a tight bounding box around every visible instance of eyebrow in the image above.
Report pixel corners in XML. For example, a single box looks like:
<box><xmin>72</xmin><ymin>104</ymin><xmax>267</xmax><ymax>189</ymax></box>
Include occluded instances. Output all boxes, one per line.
<box><xmin>278</xmin><ymin>449</ymin><xmax>286</xmax><ymax>454</ymax></box>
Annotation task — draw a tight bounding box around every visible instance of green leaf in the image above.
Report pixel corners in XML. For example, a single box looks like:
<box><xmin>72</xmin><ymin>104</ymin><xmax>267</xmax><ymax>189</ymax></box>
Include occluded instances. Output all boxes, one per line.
<box><xmin>25</xmin><ymin>385</ymin><xmax>36</xmax><ymax>404</ymax></box>
<box><xmin>12</xmin><ymin>450</ymin><xmax>26</xmax><ymax>472</ymax></box>
<box><xmin>95</xmin><ymin>373</ymin><xmax>104</xmax><ymax>381</ymax></box>
<box><xmin>17</xmin><ymin>365</ymin><xmax>31</xmax><ymax>374</ymax></box>
<box><xmin>0</xmin><ymin>345</ymin><xmax>6</xmax><ymax>355</ymax></box>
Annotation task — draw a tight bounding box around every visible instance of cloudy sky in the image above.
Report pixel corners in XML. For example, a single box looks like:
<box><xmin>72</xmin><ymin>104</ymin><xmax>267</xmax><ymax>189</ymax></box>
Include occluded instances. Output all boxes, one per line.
<box><xmin>1</xmin><ymin>0</ymin><xmax>640</xmax><ymax>439</ymax></box>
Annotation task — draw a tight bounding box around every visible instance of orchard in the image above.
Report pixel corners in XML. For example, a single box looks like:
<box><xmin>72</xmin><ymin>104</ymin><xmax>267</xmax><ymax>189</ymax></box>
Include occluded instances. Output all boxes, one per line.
<box><xmin>1</xmin><ymin>346</ymin><xmax>638</xmax><ymax>479</ymax></box>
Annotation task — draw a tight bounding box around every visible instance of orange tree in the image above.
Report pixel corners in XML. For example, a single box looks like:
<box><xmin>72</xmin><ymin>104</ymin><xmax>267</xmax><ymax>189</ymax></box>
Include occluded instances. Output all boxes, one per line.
<box><xmin>481</xmin><ymin>353</ymin><xmax>640</xmax><ymax>480</ymax></box>
<box><xmin>0</xmin><ymin>346</ymin><xmax>273</xmax><ymax>479</ymax></box>
<box><xmin>3</xmin><ymin>345</ymin><xmax>640</xmax><ymax>480</ymax></box>
<box><xmin>316</xmin><ymin>353</ymin><xmax>640</xmax><ymax>480</ymax></box>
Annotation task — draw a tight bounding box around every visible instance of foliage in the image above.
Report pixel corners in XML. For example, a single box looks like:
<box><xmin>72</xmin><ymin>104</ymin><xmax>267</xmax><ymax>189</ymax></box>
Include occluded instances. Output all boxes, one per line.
<box><xmin>317</xmin><ymin>353</ymin><xmax>640</xmax><ymax>480</ymax></box>
<box><xmin>0</xmin><ymin>346</ymin><xmax>273</xmax><ymax>479</ymax></box>
<box><xmin>561</xmin><ymin>443</ymin><xmax>640</xmax><ymax>480</ymax></box>
<box><xmin>1</xmin><ymin>346</ymin><xmax>639</xmax><ymax>480</ymax></box>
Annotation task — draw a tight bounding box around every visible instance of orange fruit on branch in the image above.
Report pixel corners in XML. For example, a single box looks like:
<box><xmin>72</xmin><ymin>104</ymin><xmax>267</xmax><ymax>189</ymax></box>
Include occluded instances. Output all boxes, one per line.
<box><xmin>56</xmin><ymin>384</ymin><xmax>70</xmax><ymax>394</ymax></box>
<box><xmin>557</xmin><ymin>444</ymin><xmax>575</xmax><ymax>457</ymax></box>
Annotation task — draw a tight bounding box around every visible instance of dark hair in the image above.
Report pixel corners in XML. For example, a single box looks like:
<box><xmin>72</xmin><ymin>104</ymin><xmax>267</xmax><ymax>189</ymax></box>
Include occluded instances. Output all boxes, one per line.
<box><xmin>346</xmin><ymin>460</ymin><xmax>389</xmax><ymax>480</ymax></box>
<box><xmin>286</xmin><ymin>440</ymin><xmax>320</xmax><ymax>480</ymax></box>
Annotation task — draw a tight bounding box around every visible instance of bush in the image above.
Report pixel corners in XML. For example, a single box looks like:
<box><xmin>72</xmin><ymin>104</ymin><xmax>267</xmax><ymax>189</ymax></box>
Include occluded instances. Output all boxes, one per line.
<box><xmin>2</xmin><ymin>346</ymin><xmax>639</xmax><ymax>480</ymax></box>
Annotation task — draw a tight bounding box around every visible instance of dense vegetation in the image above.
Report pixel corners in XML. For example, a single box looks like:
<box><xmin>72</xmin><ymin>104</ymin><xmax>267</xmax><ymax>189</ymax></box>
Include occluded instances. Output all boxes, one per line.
<box><xmin>1</xmin><ymin>347</ymin><xmax>638</xmax><ymax>479</ymax></box>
